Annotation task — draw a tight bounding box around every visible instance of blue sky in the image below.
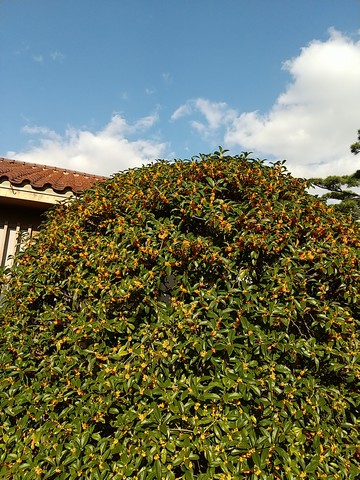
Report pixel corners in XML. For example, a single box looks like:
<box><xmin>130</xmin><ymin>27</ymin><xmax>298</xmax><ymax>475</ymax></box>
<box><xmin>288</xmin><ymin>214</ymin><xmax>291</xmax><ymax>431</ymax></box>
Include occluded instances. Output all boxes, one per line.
<box><xmin>1</xmin><ymin>0</ymin><xmax>360</xmax><ymax>178</ymax></box>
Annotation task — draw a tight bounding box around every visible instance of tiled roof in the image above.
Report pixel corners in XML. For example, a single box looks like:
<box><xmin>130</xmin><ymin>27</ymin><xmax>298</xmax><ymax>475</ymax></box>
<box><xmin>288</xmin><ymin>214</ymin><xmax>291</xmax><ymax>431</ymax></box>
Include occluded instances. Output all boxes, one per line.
<box><xmin>0</xmin><ymin>158</ymin><xmax>107</xmax><ymax>194</ymax></box>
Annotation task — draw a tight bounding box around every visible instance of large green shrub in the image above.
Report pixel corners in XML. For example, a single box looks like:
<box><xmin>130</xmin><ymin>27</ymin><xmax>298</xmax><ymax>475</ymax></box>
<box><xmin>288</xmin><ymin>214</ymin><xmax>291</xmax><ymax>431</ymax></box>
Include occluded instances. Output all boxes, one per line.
<box><xmin>0</xmin><ymin>152</ymin><xmax>359</xmax><ymax>479</ymax></box>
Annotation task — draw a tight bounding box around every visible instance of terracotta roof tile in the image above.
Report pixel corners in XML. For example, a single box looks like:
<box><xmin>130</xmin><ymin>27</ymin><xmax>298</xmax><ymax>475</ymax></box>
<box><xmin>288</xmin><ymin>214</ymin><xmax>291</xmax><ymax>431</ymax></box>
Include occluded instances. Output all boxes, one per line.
<box><xmin>0</xmin><ymin>158</ymin><xmax>107</xmax><ymax>194</ymax></box>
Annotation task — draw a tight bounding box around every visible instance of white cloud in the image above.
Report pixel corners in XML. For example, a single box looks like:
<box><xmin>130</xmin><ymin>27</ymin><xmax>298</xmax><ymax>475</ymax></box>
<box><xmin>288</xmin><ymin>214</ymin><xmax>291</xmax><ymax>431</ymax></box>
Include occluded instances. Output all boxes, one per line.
<box><xmin>10</xmin><ymin>114</ymin><xmax>168</xmax><ymax>176</ymax></box>
<box><xmin>32</xmin><ymin>55</ymin><xmax>44</xmax><ymax>63</ymax></box>
<box><xmin>101</xmin><ymin>112</ymin><xmax>159</xmax><ymax>137</ymax></box>
<box><xmin>9</xmin><ymin>30</ymin><xmax>360</xmax><ymax>180</ymax></box>
<box><xmin>50</xmin><ymin>50</ymin><xmax>65</xmax><ymax>62</ymax></box>
<box><xmin>162</xmin><ymin>73</ymin><xmax>172</xmax><ymax>84</ymax></box>
<box><xmin>22</xmin><ymin>125</ymin><xmax>62</xmax><ymax>140</ymax></box>
<box><xmin>194</xmin><ymin>98</ymin><xmax>237</xmax><ymax>132</ymax></box>
<box><xmin>119</xmin><ymin>91</ymin><xmax>129</xmax><ymax>101</ymax></box>
<box><xmin>225</xmin><ymin>29</ymin><xmax>360</xmax><ymax>178</ymax></box>
<box><xmin>171</xmin><ymin>98</ymin><xmax>237</xmax><ymax>139</ymax></box>
<box><xmin>172</xmin><ymin>29</ymin><xmax>360</xmax><ymax>178</ymax></box>
<box><xmin>171</xmin><ymin>103</ymin><xmax>193</xmax><ymax>121</ymax></box>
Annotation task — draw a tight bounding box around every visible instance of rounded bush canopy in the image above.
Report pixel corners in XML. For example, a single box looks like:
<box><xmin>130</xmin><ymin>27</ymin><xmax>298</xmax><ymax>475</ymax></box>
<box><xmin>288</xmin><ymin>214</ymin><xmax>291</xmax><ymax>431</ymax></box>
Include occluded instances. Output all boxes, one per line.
<box><xmin>0</xmin><ymin>152</ymin><xmax>359</xmax><ymax>479</ymax></box>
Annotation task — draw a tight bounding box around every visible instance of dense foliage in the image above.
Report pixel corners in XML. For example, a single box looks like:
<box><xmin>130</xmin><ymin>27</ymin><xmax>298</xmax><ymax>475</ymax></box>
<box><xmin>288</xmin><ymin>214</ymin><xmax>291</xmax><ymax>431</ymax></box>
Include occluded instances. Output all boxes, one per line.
<box><xmin>350</xmin><ymin>129</ymin><xmax>360</xmax><ymax>155</ymax></box>
<box><xmin>310</xmin><ymin>129</ymin><xmax>360</xmax><ymax>220</ymax></box>
<box><xmin>310</xmin><ymin>170</ymin><xmax>360</xmax><ymax>220</ymax></box>
<box><xmin>1</xmin><ymin>152</ymin><xmax>359</xmax><ymax>480</ymax></box>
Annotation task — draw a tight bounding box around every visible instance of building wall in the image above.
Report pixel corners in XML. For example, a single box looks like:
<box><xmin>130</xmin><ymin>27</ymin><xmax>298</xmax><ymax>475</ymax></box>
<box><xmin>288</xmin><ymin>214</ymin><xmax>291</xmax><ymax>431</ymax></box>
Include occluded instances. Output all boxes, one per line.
<box><xmin>0</xmin><ymin>167</ymin><xmax>102</xmax><ymax>271</ymax></box>
<box><xmin>0</xmin><ymin>202</ymin><xmax>47</xmax><ymax>269</ymax></box>
<box><xmin>0</xmin><ymin>180</ymin><xmax>72</xmax><ymax>269</ymax></box>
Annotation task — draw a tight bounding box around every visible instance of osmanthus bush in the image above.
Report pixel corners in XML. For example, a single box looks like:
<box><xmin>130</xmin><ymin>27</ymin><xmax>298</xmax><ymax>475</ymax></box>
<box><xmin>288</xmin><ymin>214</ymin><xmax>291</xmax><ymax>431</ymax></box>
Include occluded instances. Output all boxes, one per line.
<box><xmin>0</xmin><ymin>151</ymin><xmax>359</xmax><ymax>480</ymax></box>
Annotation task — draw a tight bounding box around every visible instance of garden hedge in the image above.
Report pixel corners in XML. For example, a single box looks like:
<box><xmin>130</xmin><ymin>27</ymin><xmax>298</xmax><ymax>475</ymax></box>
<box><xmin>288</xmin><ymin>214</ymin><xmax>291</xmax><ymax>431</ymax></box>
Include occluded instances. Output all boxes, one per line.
<box><xmin>0</xmin><ymin>151</ymin><xmax>359</xmax><ymax>479</ymax></box>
